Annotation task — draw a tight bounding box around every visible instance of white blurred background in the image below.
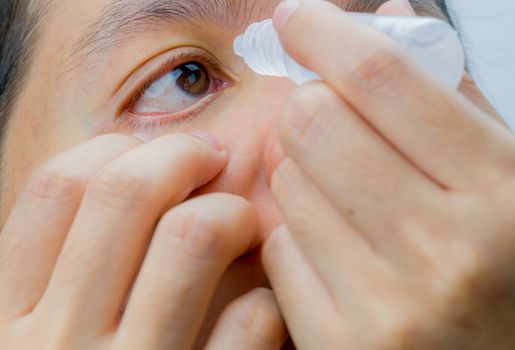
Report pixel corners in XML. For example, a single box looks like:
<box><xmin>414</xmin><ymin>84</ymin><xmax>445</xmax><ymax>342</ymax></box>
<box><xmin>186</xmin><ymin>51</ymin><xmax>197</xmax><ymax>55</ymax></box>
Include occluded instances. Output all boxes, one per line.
<box><xmin>447</xmin><ymin>0</ymin><xmax>515</xmax><ymax>128</ymax></box>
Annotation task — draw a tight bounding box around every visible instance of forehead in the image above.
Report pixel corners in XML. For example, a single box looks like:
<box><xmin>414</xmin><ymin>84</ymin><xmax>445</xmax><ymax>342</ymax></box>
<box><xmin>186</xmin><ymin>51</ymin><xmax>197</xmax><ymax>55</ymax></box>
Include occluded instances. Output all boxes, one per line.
<box><xmin>46</xmin><ymin>0</ymin><xmax>283</xmax><ymax>70</ymax></box>
<box><xmin>34</xmin><ymin>0</ymin><xmax>347</xmax><ymax>86</ymax></box>
<box><xmin>46</xmin><ymin>0</ymin><xmax>347</xmax><ymax>61</ymax></box>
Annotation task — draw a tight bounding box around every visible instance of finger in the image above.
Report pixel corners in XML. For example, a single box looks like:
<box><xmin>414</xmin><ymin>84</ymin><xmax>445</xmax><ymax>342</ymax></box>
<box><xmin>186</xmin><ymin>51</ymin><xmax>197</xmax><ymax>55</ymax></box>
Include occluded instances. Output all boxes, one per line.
<box><xmin>114</xmin><ymin>193</ymin><xmax>260</xmax><ymax>350</ymax></box>
<box><xmin>274</xmin><ymin>0</ymin><xmax>515</xmax><ymax>189</ymax></box>
<box><xmin>272</xmin><ymin>157</ymin><xmax>410</xmax><ymax>287</ymax></box>
<box><xmin>276</xmin><ymin>82</ymin><xmax>444</xmax><ymax>261</ymax></box>
<box><xmin>36</xmin><ymin>133</ymin><xmax>227</xmax><ymax>334</ymax></box>
<box><xmin>0</xmin><ymin>134</ymin><xmax>141</xmax><ymax>320</ymax></box>
<box><xmin>262</xmin><ymin>226</ymin><xmax>346</xmax><ymax>349</ymax></box>
<box><xmin>205</xmin><ymin>288</ymin><xmax>287</xmax><ymax>350</ymax></box>
<box><xmin>375</xmin><ymin>0</ymin><xmax>416</xmax><ymax>16</ymax></box>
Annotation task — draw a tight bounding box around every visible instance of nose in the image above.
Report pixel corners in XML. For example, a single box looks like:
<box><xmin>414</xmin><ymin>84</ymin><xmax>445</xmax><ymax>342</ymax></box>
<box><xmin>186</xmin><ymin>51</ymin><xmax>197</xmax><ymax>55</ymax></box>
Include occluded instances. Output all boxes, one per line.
<box><xmin>220</xmin><ymin>74</ymin><xmax>294</xmax><ymax>185</ymax></box>
<box><xmin>196</xmin><ymin>75</ymin><xmax>294</xmax><ymax>232</ymax></box>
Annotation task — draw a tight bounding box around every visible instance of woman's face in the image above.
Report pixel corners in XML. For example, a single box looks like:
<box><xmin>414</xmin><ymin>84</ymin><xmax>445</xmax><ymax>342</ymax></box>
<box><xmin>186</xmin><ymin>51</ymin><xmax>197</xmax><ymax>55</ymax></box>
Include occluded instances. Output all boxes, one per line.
<box><xmin>2</xmin><ymin>0</ymin><xmax>295</xmax><ymax>227</ymax></box>
<box><xmin>9</xmin><ymin>0</ymin><xmax>497</xmax><ymax>347</ymax></box>
<box><xmin>1</xmin><ymin>0</ymin><xmax>309</xmax><ymax>344</ymax></box>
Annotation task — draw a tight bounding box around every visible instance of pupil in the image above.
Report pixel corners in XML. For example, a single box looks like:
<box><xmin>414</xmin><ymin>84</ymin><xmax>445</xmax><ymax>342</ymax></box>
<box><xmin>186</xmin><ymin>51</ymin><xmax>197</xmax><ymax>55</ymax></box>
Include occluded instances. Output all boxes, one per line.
<box><xmin>175</xmin><ymin>62</ymin><xmax>210</xmax><ymax>96</ymax></box>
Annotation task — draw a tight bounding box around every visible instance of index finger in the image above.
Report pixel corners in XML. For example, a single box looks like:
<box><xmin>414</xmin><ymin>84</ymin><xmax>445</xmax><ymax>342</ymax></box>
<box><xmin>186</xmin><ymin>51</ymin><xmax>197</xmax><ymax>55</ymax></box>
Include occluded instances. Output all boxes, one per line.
<box><xmin>274</xmin><ymin>0</ymin><xmax>515</xmax><ymax>190</ymax></box>
<box><xmin>0</xmin><ymin>134</ymin><xmax>142</xmax><ymax>320</ymax></box>
<box><xmin>114</xmin><ymin>194</ymin><xmax>261</xmax><ymax>350</ymax></box>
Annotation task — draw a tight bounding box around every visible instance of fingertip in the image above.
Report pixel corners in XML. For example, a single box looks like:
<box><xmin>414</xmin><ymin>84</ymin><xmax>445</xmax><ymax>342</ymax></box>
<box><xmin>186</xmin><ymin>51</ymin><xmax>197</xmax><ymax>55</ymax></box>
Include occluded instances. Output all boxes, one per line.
<box><xmin>190</xmin><ymin>131</ymin><xmax>226</xmax><ymax>153</ymax></box>
<box><xmin>376</xmin><ymin>0</ymin><xmax>417</xmax><ymax>16</ymax></box>
<box><xmin>208</xmin><ymin>288</ymin><xmax>287</xmax><ymax>350</ymax></box>
<box><xmin>273</xmin><ymin>0</ymin><xmax>301</xmax><ymax>33</ymax></box>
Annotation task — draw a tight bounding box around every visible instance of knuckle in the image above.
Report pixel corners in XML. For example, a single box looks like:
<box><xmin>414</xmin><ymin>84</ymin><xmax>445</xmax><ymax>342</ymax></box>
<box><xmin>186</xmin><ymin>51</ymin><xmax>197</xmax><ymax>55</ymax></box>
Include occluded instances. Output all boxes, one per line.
<box><xmin>159</xmin><ymin>208</ymin><xmax>224</xmax><ymax>261</ymax></box>
<box><xmin>280</xmin><ymin>83</ymin><xmax>337</xmax><ymax>146</ymax></box>
<box><xmin>349</xmin><ymin>45</ymin><xmax>410</xmax><ymax>95</ymax></box>
<box><xmin>86</xmin><ymin>167</ymin><xmax>151</xmax><ymax>209</ymax></box>
<box><xmin>24</xmin><ymin>165</ymin><xmax>84</xmax><ymax>203</ymax></box>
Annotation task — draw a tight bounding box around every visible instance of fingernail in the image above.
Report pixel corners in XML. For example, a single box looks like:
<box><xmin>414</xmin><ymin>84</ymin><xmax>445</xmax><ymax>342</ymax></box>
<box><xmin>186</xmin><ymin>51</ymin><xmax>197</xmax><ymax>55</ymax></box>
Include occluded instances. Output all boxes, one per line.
<box><xmin>376</xmin><ymin>0</ymin><xmax>416</xmax><ymax>16</ymax></box>
<box><xmin>190</xmin><ymin>131</ymin><xmax>225</xmax><ymax>152</ymax></box>
<box><xmin>274</xmin><ymin>0</ymin><xmax>301</xmax><ymax>33</ymax></box>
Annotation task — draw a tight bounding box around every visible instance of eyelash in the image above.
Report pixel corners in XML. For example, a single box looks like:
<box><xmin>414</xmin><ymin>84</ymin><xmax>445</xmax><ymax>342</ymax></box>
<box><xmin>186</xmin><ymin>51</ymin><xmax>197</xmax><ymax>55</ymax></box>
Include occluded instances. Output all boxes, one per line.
<box><xmin>116</xmin><ymin>50</ymin><xmax>230</xmax><ymax>133</ymax></box>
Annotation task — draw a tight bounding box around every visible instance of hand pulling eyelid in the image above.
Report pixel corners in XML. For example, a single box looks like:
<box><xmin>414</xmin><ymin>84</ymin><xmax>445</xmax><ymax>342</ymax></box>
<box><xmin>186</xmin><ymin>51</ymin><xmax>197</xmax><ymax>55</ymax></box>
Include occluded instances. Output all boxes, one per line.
<box><xmin>233</xmin><ymin>14</ymin><xmax>465</xmax><ymax>88</ymax></box>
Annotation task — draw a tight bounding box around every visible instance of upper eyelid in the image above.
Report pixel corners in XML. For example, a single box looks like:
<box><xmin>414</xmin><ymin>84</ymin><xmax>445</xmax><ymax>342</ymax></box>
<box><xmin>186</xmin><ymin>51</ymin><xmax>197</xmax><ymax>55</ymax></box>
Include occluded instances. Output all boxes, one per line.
<box><xmin>112</xmin><ymin>46</ymin><xmax>235</xmax><ymax>116</ymax></box>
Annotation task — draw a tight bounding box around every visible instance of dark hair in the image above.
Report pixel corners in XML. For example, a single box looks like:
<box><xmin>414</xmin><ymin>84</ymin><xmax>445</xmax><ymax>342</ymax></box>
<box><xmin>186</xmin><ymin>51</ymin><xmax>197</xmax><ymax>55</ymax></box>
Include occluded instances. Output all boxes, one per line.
<box><xmin>0</xmin><ymin>0</ymin><xmax>43</xmax><ymax>150</ymax></box>
<box><xmin>0</xmin><ymin>0</ymin><xmax>451</xmax><ymax>148</ymax></box>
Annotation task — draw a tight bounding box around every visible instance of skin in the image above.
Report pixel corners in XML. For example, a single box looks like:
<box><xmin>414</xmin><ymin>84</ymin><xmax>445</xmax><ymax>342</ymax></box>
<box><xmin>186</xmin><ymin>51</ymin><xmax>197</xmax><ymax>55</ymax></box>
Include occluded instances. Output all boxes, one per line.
<box><xmin>0</xmin><ymin>0</ymin><xmax>291</xmax><ymax>348</ymax></box>
<box><xmin>0</xmin><ymin>0</ymin><xmax>513</xmax><ymax>349</ymax></box>
<box><xmin>264</xmin><ymin>0</ymin><xmax>515</xmax><ymax>349</ymax></box>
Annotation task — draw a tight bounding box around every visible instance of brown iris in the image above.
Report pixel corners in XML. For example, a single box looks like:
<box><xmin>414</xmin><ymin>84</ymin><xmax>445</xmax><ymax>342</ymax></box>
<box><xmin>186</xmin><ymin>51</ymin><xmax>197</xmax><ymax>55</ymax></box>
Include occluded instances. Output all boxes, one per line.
<box><xmin>175</xmin><ymin>62</ymin><xmax>210</xmax><ymax>96</ymax></box>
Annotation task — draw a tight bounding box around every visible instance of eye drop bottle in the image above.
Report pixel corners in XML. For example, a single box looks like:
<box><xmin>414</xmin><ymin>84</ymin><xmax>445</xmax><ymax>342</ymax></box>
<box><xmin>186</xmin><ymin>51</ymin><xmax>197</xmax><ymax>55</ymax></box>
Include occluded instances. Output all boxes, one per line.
<box><xmin>233</xmin><ymin>14</ymin><xmax>465</xmax><ymax>88</ymax></box>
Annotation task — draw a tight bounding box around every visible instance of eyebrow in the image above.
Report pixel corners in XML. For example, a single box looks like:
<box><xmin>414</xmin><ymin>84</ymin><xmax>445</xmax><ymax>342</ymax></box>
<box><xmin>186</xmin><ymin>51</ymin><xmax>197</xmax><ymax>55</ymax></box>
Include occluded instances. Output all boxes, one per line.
<box><xmin>68</xmin><ymin>0</ymin><xmax>273</xmax><ymax>71</ymax></box>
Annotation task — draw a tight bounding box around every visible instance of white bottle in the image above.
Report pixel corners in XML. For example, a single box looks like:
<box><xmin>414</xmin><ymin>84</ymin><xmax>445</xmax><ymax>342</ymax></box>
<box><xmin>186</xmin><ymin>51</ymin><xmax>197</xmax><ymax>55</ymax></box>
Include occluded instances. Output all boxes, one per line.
<box><xmin>233</xmin><ymin>14</ymin><xmax>465</xmax><ymax>88</ymax></box>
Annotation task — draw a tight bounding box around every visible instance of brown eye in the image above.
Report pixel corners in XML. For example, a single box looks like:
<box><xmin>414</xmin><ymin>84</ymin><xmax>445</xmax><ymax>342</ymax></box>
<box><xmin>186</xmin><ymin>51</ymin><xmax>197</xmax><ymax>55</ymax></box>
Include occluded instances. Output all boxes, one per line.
<box><xmin>175</xmin><ymin>62</ymin><xmax>210</xmax><ymax>96</ymax></box>
<box><xmin>130</xmin><ymin>55</ymin><xmax>227</xmax><ymax>116</ymax></box>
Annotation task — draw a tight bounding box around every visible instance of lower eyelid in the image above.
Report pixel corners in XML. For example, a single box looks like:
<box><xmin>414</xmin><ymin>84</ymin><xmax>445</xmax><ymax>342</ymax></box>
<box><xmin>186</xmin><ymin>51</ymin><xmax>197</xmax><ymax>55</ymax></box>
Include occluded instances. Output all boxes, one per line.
<box><xmin>117</xmin><ymin>89</ymin><xmax>224</xmax><ymax>133</ymax></box>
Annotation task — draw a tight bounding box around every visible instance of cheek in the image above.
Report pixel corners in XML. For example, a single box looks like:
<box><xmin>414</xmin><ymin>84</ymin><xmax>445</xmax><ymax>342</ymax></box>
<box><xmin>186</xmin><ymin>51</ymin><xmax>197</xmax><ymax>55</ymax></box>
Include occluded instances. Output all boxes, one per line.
<box><xmin>196</xmin><ymin>78</ymin><xmax>292</xmax><ymax>238</ymax></box>
<box><xmin>198</xmin><ymin>128</ymin><xmax>286</xmax><ymax>239</ymax></box>
<box><xmin>0</xmin><ymin>78</ymin><xmax>92</xmax><ymax>223</ymax></box>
